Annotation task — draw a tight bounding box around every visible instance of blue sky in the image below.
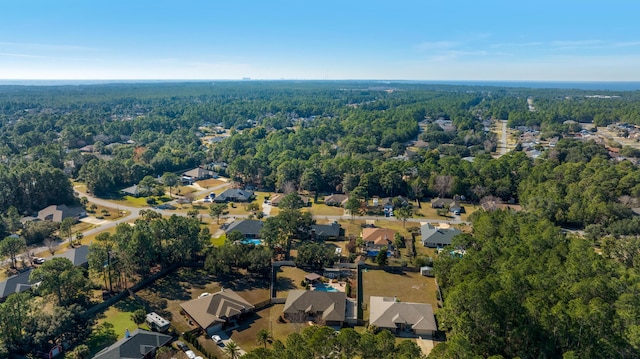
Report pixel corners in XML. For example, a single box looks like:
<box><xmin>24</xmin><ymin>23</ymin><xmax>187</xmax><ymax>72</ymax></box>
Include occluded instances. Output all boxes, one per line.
<box><xmin>1</xmin><ymin>0</ymin><xmax>639</xmax><ymax>81</ymax></box>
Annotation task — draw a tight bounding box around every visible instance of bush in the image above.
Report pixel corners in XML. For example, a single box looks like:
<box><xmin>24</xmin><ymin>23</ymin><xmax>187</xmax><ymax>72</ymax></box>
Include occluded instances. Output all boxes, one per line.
<box><xmin>146</xmin><ymin>197</ymin><xmax>157</xmax><ymax>205</ymax></box>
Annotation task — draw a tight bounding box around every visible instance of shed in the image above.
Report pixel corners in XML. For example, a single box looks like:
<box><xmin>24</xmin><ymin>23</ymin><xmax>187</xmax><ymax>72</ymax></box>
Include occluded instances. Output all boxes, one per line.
<box><xmin>420</xmin><ymin>266</ymin><xmax>434</xmax><ymax>277</ymax></box>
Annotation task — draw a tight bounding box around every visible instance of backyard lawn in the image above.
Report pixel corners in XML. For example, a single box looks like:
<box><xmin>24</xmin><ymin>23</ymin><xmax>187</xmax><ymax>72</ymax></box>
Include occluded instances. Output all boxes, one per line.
<box><xmin>95</xmin><ymin>298</ymin><xmax>146</xmax><ymax>340</ymax></box>
<box><xmin>135</xmin><ymin>267</ymin><xmax>271</xmax><ymax>333</ymax></box>
<box><xmin>361</xmin><ymin>269</ymin><xmax>438</xmax><ymax>320</ymax></box>
<box><xmin>274</xmin><ymin>266</ymin><xmax>306</xmax><ymax>298</ymax></box>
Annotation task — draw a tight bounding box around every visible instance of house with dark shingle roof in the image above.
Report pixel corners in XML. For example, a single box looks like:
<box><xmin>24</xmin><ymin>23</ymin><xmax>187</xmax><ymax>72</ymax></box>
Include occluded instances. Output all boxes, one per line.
<box><xmin>213</xmin><ymin>189</ymin><xmax>254</xmax><ymax>203</ymax></box>
<box><xmin>224</xmin><ymin>219</ymin><xmax>263</xmax><ymax>239</ymax></box>
<box><xmin>311</xmin><ymin>222</ymin><xmax>342</xmax><ymax>240</ymax></box>
<box><xmin>92</xmin><ymin>329</ymin><xmax>172</xmax><ymax>359</ymax></box>
<box><xmin>421</xmin><ymin>223</ymin><xmax>462</xmax><ymax>248</ymax></box>
<box><xmin>0</xmin><ymin>269</ymin><xmax>37</xmax><ymax>301</ymax></box>
<box><xmin>283</xmin><ymin>290</ymin><xmax>346</xmax><ymax>327</ymax></box>
<box><xmin>369</xmin><ymin>296</ymin><xmax>437</xmax><ymax>337</ymax></box>
<box><xmin>180</xmin><ymin>289</ymin><xmax>255</xmax><ymax>336</ymax></box>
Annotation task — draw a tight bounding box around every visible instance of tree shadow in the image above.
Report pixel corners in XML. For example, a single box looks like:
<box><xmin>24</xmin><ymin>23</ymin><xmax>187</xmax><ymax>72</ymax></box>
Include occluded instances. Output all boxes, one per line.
<box><xmin>221</xmin><ymin>272</ymin><xmax>271</xmax><ymax>292</ymax></box>
<box><xmin>114</xmin><ymin>297</ymin><xmax>143</xmax><ymax>312</ymax></box>
<box><xmin>275</xmin><ymin>277</ymin><xmax>297</xmax><ymax>292</ymax></box>
<box><xmin>229</xmin><ymin>312</ymin><xmax>263</xmax><ymax>333</ymax></box>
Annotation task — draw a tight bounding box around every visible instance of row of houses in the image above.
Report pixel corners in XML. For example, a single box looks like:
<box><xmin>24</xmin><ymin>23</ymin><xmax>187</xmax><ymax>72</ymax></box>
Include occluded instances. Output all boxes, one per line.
<box><xmin>178</xmin><ymin>288</ymin><xmax>437</xmax><ymax>338</ymax></box>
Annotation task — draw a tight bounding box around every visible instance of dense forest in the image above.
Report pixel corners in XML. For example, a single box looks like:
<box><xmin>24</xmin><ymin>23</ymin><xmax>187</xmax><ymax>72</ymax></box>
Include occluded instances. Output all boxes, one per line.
<box><xmin>433</xmin><ymin>210</ymin><xmax>640</xmax><ymax>358</ymax></box>
<box><xmin>3</xmin><ymin>81</ymin><xmax>640</xmax><ymax>356</ymax></box>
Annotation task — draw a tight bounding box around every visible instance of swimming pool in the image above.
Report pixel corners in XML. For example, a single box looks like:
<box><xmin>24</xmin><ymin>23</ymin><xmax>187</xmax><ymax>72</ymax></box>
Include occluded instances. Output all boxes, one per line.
<box><xmin>313</xmin><ymin>283</ymin><xmax>339</xmax><ymax>292</ymax></box>
<box><xmin>241</xmin><ymin>239</ymin><xmax>263</xmax><ymax>245</ymax></box>
<box><xmin>366</xmin><ymin>250</ymin><xmax>393</xmax><ymax>257</ymax></box>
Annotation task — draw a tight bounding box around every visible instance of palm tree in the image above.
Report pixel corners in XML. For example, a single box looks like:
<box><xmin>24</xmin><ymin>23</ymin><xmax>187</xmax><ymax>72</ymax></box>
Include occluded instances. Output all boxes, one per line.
<box><xmin>224</xmin><ymin>340</ymin><xmax>241</xmax><ymax>359</ymax></box>
<box><xmin>256</xmin><ymin>328</ymin><xmax>272</xmax><ymax>349</ymax></box>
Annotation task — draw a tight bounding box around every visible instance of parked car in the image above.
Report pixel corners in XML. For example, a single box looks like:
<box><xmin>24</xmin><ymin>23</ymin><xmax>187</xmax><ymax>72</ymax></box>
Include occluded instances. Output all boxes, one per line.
<box><xmin>175</xmin><ymin>341</ymin><xmax>189</xmax><ymax>351</ymax></box>
<box><xmin>185</xmin><ymin>350</ymin><xmax>196</xmax><ymax>359</ymax></box>
<box><xmin>211</xmin><ymin>334</ymin><xmax>222</xmax><ymax>344</ymax></box>
<box><xmin>32</xmin><ymin>257</ymin><xmax>46</xmax><ymax>264</ymax></box>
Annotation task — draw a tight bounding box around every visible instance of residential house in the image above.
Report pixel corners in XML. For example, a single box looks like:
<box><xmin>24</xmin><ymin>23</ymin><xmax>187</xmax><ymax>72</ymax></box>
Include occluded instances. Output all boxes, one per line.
<box><xmin>324</xmin><ymin>194</ymin><xmax>349</xmax><ymax>207</ymax></box>
<box><xmin>311</xmin><ymin>222</ymin><xmax>342</xmax><ymax>240</ymax></box>
<box><xmin>180</xmin><ymin>289</ymin><xmax>255</xmax><ymax>336</ymax></box>
<box><xmin>54</xmin><ymin>245</ymin><xmax>90</xmax><ymax>267</ymax></box>
<box><xmin>369</xmin><ymin>296</ymin><xmax>437</xmax><ymax>337</ymax></box>
<box><xmin>37</xmin><ymin>204</ymin><xmax>86</xmax><ymax>223</ymax></box>
<box><xmin>361</xmin><ymin>227</ymin><xmax>396</xmax><ymax>250</ymax></box>
<box><xmin>93</xmin><ymin>329</ymin><xmax>172</xmax><ymax>359</ymax></box>
<box><xmin>283</xmin><ymin>290</ymin><xmax>346</xmax><ymax>327</ymax></box>
<box><xmin>213</xmin><ymin>189</ymin><xmax>254</xmax><ymax>203</ymax></box>
<box><xmin>224</xmin><ymin>219</ymin><xmax>263</xmax><ymax>239</ymax></box>
<box><xmin>421</xmin><ymin>223</ymin><xmax>462</xmax><ymax>248</ymax></box>
<box><xmin>0</xmin><ymin>269</ymin><xmax>37</xmax><ymax>301</ymax></box>
<box><xmin>120</xmin><ymin>184</ymin><xmax>139</xmax><ymax>197</ymax></box>
<box><xmin>182</xmin><ymin>167</ymin><xmax>218</xmax><ymax>184</ymax></box>
<box><xmin>382</xmin><ymin>196</ymin><xmax>410</xmax><ymax>209</ymax></box>
<box><xmin>431</xmin><ymin>198</ymin><xmax>456</xmax><ymax>209</ymax></box>
<box><xmin>270</xmin><ymin>193</ymin><xmax>311</xmax><ymax>207</ymax></box>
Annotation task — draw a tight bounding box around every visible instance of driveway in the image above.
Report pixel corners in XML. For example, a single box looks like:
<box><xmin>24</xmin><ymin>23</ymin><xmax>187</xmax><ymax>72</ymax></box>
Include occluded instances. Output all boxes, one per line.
<box><xmin>416</xmin><ymin>337</ymin><xmax>435</xmax><ymax>356</ymax></box>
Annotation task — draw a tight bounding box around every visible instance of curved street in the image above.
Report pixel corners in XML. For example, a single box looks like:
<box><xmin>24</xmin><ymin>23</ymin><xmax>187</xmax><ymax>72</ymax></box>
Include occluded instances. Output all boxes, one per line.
<box><xmin>15</xmin><ymin>181</ymin><xmax>468</xmax><ymax>265</ymax></box>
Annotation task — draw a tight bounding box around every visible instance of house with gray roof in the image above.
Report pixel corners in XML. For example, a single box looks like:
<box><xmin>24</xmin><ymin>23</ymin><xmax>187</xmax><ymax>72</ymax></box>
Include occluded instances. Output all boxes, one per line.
<box><xmin>421</xmin><ymin>223</ymin><xmax>462</xmax><ymax>248</ymax></box>
<box><xmin>37</xmin><ymin>204</ymin><xmax>86</xmax><ymax>223</ymax></box>
<box><xmin>214</xmin><ymin>189</ymin><xmax>254</xmax><ymax>203</ymax></box>
<box><xmin>283</xmin><ymin>290</ymin><xmax>346</xmax><ymax>327</ymax></box>
<box><xmin>182</xmin><ymin>167</ymin><xmax>218</xmax><ymax>184</ymax></box>
<box><xmin>0</xmin><ymin>269</ymin><xmax>37</xmax><ymax>301</ymax></box>
<box><xmin>324</xmin><ymin>194</ymin><xmax>349</xmax><ymax>207</ymax></box>
<box><xmin>120</xmin><ymin>184</ymin><xmax>139</xmax><ymax>197</ymax></box>
<box><xmin>92</xmin><ymin>329</ymin><xmax>172</xmax><ymax>359</ymax></box>
<box><xmin>311</xmin><ymin>222</ymin><xmax>342</xmax><ymax>240</ymax></box>
<box><xmin>225</xmin><ymin>219</ymin><xmax>263</xmax><ymax>239</ymax></box>
<box><xmin>54</xmin><ymin>245</ymin><xmax>89</xmax><ymax>267</ymax></box>
<box><xmin>180</xmin><ymin>289</ymin><xmax>254</xmax><ymax>336</ymax></box>
<box><xmin>369</xmin><ymin>296</ymin><xmax>437</xmax><ymax>337</ymax></box>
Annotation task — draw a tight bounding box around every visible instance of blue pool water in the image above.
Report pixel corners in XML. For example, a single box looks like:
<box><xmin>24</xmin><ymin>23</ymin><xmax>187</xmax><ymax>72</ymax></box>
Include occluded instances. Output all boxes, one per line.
<box><xmin>241</xmin><ymin>239</ymin><xmax>263</xmax><ymax>245</ymax></box>
<box><xmin>313</xmin><ymin>283</ymin><xmax>339</xmax><ymax>292</ymax></box>
<box><xmin>366</xmin><ymin>250</ymin><xmax>393</xmax><ymax>257</ymax></box>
